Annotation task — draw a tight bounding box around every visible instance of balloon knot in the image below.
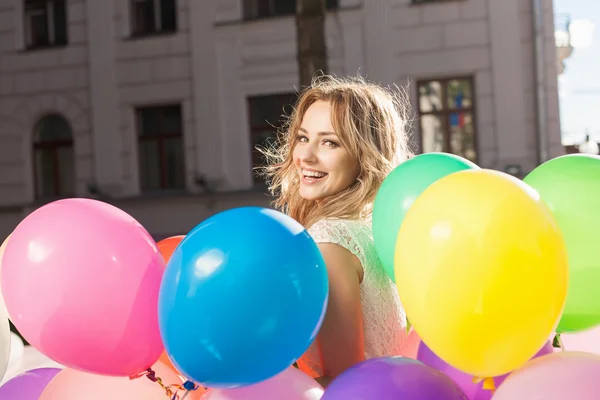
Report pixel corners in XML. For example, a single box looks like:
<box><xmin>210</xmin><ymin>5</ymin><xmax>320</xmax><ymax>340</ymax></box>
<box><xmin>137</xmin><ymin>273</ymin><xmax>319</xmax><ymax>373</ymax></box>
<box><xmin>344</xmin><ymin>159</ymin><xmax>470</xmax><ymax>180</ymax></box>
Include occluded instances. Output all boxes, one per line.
<box><xmin>552</xmin><ymin>333</ymin><xmax>565</xmax><ymax>350</ymax></box>
<box><xmin>482</xmin><ymin>377</ymin><xmax>496</xmax><ymax>391</ymax></box>
<box><xmin>182</xmin><ymin>380</ymin><xmax>196</xmax><ymax>391</ymax></box>
<box><xmin>472</xmin><ymin>376</ymin><xmax>496</xmax><ymax>391</ymax></box>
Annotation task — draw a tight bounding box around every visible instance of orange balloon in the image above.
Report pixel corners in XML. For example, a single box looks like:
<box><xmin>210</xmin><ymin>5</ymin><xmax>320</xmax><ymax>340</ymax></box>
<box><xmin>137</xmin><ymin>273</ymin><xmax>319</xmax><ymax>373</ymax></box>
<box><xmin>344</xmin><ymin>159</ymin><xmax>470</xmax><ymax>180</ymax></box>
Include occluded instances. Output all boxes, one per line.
<box><xmin>157</xmin><ymin>235</ymin><xmax>185</xmax><ymax>265</ymax></box>
<box><xmin>159</xmin><ymin>350</ymin><xmax>176</xmax><ymax>372</ymax></box>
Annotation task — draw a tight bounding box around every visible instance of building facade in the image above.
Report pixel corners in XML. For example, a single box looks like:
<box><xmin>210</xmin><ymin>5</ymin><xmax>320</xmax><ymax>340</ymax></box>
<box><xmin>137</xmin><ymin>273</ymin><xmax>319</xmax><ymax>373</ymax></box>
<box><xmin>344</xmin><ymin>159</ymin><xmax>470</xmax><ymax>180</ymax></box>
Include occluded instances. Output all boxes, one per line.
<box><xmin>0</xmin><ymin>0</ymin><xmax>563</xmax><ymax>239</ymax></box>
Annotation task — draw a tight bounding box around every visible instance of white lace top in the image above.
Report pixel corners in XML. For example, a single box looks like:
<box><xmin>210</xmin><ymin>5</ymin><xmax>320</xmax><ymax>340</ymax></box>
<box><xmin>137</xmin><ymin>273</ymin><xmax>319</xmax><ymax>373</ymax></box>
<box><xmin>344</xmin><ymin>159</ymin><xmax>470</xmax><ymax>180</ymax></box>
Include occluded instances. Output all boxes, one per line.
<box><xmin>297</xmin><ymin>218</ymin><xmax>411</xmax><ymax>377</ymax></box>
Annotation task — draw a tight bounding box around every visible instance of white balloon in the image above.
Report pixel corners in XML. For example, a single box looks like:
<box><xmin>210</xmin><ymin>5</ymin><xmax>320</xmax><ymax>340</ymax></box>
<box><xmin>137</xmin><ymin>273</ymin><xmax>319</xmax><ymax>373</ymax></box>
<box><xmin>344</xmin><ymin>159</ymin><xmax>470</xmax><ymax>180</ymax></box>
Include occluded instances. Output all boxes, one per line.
<box><xmin>0</xmin><ymin>310</ymin><xmax>10</xmax><ymax>382</ymax></box>
<box><xmin>8</xmin><ymin>333</ymin><xmax>23</xmax><ymax>364</ymax></box>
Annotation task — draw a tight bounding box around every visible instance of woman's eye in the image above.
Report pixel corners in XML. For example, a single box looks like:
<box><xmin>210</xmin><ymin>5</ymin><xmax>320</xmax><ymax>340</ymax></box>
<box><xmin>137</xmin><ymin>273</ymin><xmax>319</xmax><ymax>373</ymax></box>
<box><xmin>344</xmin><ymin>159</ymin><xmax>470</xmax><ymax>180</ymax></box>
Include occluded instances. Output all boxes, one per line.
<box><xmin>323</xmin><ymin>139</ymin><xmax>339</xmax><ymax>147</ymax></box>
<box><xmin>298</xmin><ymin>135</ymin><xmax>308</xmax><ymax>143</ymax></box>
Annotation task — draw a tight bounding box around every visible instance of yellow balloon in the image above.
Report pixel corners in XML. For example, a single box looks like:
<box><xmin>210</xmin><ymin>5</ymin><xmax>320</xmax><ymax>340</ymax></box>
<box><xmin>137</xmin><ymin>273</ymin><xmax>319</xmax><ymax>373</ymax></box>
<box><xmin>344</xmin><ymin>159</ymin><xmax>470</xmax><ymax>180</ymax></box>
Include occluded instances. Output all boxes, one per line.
<box><xmin>394</xmin><ymin>169</ymin><xmax>568</xmax><ymax>378</ymax></box>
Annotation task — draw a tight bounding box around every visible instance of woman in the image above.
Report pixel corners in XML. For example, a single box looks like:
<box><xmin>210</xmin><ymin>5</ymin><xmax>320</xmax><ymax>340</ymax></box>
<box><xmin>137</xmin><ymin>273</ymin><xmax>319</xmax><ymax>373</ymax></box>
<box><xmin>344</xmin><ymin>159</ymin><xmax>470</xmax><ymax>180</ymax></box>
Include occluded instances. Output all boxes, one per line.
<box><xmin>262</xmin><ymin>75</ymin><xmax>418</xmax><ymax>387</ymax></box>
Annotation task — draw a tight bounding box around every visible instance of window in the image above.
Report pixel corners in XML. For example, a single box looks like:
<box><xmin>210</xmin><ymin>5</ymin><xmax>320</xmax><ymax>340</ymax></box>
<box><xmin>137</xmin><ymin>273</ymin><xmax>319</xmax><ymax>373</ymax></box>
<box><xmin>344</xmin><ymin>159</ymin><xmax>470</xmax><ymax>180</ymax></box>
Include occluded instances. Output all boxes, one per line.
<box><xmin>24</xmin><ymin>0</ymin><xmax>68</xmax><ymax>49</ymax></box>
<box><xmin>243</xmin><ymin>0</ymin><xmax>338</xmax><ymax>20</ymax></box>
<box><xmin>137</xmin><ymin>104</ymin><xmax>185</xmax><ymax>192</ymax></box>
<box><xmin>247</xmin><ymin>93</ymin><xmax>298</xmax><ymax>185</ymax></box>
<box><xmin>131</xmin><ymin>0</ymin><xmax>177</xmax><ymax>36</ymax></box>
<box><xmin>33</xmin><ymin>114</ymin><xmax>75</xmax><ymax>199</ymax></box>
<box><xmin>417</xmin><ymin>77</ymin><xmax>477</xmax><ymax>163</ymax></box>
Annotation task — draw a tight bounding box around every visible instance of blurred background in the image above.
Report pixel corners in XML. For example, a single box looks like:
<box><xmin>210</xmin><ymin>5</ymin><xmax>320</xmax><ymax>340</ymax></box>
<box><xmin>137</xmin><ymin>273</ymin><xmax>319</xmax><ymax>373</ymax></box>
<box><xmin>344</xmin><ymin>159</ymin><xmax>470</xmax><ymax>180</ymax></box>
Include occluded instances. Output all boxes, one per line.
<box><xmin>0</xmin><ymin>0</ymin><xmax>598</xmax><ymax>378</ymax></box>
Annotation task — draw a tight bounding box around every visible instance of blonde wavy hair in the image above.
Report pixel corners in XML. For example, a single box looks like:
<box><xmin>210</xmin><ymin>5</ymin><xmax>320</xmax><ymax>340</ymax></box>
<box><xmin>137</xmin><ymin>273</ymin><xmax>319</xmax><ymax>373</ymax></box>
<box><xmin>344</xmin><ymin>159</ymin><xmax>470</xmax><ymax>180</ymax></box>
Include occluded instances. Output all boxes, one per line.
<box><xmin>261</xmin><ymin>75</ymin><xmax>413</xmax><ymax>228</ymax></box>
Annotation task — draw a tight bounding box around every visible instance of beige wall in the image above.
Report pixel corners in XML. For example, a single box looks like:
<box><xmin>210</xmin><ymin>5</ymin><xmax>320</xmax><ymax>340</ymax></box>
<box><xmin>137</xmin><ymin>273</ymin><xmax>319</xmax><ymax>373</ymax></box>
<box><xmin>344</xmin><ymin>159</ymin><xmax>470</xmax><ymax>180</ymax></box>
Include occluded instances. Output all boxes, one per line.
<box><xmin>0</xmin><ymin>0</ymin><xmax>563</xmax><ymax>237</ymax></box>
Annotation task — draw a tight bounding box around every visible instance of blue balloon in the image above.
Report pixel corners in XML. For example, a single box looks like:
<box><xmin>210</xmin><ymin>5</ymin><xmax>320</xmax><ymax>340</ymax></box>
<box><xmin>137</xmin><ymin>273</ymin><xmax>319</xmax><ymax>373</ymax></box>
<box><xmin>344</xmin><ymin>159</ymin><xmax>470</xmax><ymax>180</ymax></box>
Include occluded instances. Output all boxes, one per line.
<box><xmin>158</xmin><ymin>207</ymin><xmax>329</xmax><ymax>388</ymax></box>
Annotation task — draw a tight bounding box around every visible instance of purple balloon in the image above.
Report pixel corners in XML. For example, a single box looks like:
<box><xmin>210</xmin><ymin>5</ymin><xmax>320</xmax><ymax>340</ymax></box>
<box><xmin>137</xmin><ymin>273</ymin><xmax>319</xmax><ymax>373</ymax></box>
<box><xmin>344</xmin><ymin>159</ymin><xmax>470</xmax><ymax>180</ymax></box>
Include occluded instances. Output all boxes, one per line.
<box><xmin>322</xmin><ymin>357</ymin><xmax>468</xmax><ymax>400</ymax></box>
<box><xmin>0</xmin><ymin>367</ymin><xmax>61</xmax><ymax>399</ymax></box>
<box><xmin>417</xmin><ymin>341</ymin><xmax>554</xmax><ymax>400</ymax></box>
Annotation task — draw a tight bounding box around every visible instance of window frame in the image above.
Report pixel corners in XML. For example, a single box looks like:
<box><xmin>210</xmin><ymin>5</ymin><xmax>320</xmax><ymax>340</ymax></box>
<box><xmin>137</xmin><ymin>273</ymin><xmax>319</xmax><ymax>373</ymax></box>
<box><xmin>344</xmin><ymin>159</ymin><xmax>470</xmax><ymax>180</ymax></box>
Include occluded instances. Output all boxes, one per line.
<box><xmin>136</xmin><ymin>104</ymin><xmax>186</xmax><ymax>192</ymax></box>
<box><xmin>24</xmin><ymin>0</ymin><xmax>68</xmax><ymax>50</ymax></box>
<box><xmin>416</xmin><ymin>76</ymin><xmax>478</xmax><ymax>163</ymax></box>
<box><xmin>32</xmin><ymin>114</ymin><xmax>75</xmax><ymax>200</ymax></box>
<box><xmin>130</xmin><ymin>0</ymin><xmax>178</xmax><ymax>38</ymax></box>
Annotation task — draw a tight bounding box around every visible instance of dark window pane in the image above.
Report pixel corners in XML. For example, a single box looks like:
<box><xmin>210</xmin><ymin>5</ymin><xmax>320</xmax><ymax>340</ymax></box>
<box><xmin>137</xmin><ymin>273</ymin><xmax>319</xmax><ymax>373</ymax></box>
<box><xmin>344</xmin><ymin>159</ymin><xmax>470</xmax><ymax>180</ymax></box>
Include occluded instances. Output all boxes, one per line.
<box><xmin>33</xmin><ymin>114</ymin><xmax>75</xmax><ymax>199</ymax></box>
<box><xmin>34</xmin><ymin>114</ymin><xmax>72</xmax><ymax>142</ymax></box>
<box><xmin>138</xmin><ymin>109</ymin><xmax>161</xmax><ymax>137</ymax></box>
<box><xmin>132</xmin><ymin>0</ymin><xmax>156</xmax><ymax>34</ymax></box>
<box><xmin>274</xmin><ymin>0</ymin><xmax>295</xmax><ymax>16</ymax></box>
<box><xmin>248</xmin><ymin>93</ymin><xmax>297</xmax><ymax>184</ymax></box>
<box><xmin>164</xmin><ymin>137</ymin><xmax>185</xmax><ymax>189</ymax></box>
<box><xmin>137</xmin><ymin>104</ymin><xmax>185</xmax><ymax>191</ymax></box>
<box><xmin>35</xmin><ymin>149</ymin><xmax>57</xmax><ymax>197</ymax></box>
<box><xmin>25</xmin><ymin>1</ymin><xmax>49</xmax><ymax>48</ymax></box>
<box><xmin>256</xmin><ymin>0</ymin><xmax>272</xmax><ymax>17</ymax></box>
<box><xmin>139</xmin><ymin>140</ymin><xmax>161</xmax><ymax>191</ymax></box>
<box><xmin>56</xmin><ymin>145</ymin><xmax>75</xmax><ymax>196</ymax></box>
<box><xmin>161</xmin><ymin>105</ymin><xmax>182</xmax><ymax>134</ymax></box>
<box><xmin>52</xmin><ymin>0</ymin><xmax>67</xmax><ymax>45</ymax></box>
<box><xmin>160</xmin><ymin>0</ymin><xmax>177</xmax><ymax>31</ymax></box>
<box><xmin>25</xmin><ymin>0</ymin><xmax>68</xmax><ymax>48</ymax></box>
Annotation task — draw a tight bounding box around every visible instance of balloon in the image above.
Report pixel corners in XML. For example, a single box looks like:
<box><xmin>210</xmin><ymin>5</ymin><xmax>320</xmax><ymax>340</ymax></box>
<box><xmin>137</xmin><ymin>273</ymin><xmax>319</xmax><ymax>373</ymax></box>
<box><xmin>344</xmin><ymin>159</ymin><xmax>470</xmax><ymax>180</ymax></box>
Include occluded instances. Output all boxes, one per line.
<box><xmin>417</xmin><ymin>341</ymin><xmax>553</xmax><ymax>400</ymax></box>
<box><xmin>0</xmin><ymin>367</ymin><xmax>61</xmax><ymax>399</ymax></box>
<box><xmin>373</xmin><ymin>153</ymin><xmax>478</xmax><ymax>281</ymax></box>
<box><xmin>157</xmin><ymin>235</ymin><xmax>185</xmax><ymax>265</ymax></box>
<box><xmin>1</xmin><ymin>198</ymin><xmax>165</xmax><ymax>376</ymax></box>
<box><xmin>159</xmin><ymin>207</ymin><xmax>328</xmax><ymax>388</ymax></box>
<box><xmin>39</xmin><ymin>362</ymin><xmax>183</xmax><ymax>400</ymax></box>
<box><xmin>8</xmin><ymin>332</ymin><xmax>25</xmax><ymax>366</ymax></box>
<box><xmin>523</xmin><ymin>154</ymin><xmax>600</xmax><ymax>332</ymax></box>
<box><xmin>560</xmin><ymin>325</ymin><xmax>600</xmax><ymax>355</ymax></box>
<box><xmin>201</xmin><ymin>367</ymin><xmax>323</xmax><ymax>399</ymax></box>
<box><xmin>395</xmin><ymin>169</ymin><xmax>568</xmax><ymax>378</ymax></box>
<box><xmin>322</xmin><ymin>357</ymin><xmax>467</xmax><ymax>400</ymax></box>
<box><xmin>492</xmin><ymin>351</ymin><xmax>600</xmax><ymax>399</ymax></box>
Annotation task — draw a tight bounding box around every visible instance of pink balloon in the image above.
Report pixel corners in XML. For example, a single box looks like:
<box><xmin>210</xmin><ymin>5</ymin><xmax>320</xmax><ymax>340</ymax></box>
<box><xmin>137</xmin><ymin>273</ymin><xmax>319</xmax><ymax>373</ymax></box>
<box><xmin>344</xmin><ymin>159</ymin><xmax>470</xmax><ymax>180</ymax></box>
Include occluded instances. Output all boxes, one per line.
<box><xmin>39</xmin><ymin>362</ymin><xmax>184</xmax><ymax>400</ymax></box>
<box><xmin>492</xmin><ymin>351</ymin><xmax>600</xmax><ymax>399</ymax></box>
<box><xmin>1</xmin><ymin>199</ymin><xmax>165</xmax><ymax>376</ymax></box>
<box><xmin>202</xmin><ymin>367</ymin><xmax>324</xmax><ymax>400</ymax></box>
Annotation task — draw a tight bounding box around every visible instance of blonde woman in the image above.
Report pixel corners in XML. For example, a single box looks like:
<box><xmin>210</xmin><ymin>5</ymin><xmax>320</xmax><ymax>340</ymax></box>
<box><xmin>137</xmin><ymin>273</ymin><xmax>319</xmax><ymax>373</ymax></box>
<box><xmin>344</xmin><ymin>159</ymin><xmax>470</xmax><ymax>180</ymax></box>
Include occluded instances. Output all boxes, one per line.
<box><xmin>263</xmin><ymin>75</ymin><xmax>418</xmax><ymax>387</ymax></box>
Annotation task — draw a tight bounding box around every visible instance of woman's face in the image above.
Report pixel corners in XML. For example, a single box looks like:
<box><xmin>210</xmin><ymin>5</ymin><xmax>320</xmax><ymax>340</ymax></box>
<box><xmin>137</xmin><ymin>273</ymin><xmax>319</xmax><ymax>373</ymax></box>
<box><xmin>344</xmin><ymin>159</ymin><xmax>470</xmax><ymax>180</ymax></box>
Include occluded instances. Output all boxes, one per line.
<box><xmin>293</xmin><ymin>100</ymin><xmax>360</xmax><ymax>201</ymax></box>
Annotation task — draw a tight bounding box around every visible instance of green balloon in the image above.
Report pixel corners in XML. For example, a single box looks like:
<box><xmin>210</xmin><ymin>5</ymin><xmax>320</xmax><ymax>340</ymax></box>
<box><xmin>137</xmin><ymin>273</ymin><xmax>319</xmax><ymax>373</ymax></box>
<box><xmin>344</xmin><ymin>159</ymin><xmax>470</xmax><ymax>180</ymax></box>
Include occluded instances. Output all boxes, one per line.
<box><xmin>524</xmin><ymin>154</ymin><xmax>600</xmax><ymax>333</ymax></box>
<box><xmin>373</xmin><ymin>153</ymin><xmax>479</xmax><ymax>282</ymax></box>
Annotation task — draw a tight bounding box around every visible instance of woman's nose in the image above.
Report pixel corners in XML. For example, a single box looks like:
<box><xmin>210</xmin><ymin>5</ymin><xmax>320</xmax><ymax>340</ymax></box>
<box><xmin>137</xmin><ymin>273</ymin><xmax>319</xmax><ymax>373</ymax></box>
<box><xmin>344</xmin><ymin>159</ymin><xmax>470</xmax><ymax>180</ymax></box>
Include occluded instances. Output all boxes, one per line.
<box><xmin>298</xmin><ymin>144</ymin><xmax>318</xmax><ymax>163</ymax></box>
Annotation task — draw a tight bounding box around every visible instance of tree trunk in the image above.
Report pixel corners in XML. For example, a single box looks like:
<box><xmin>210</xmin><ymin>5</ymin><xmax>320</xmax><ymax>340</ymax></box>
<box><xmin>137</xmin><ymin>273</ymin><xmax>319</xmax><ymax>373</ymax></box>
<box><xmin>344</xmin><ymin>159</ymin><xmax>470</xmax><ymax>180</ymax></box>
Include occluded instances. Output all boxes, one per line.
<box><xmin>296</xmin><ymin>0</ymin><xmax>329</xmax><ymax>87</ymax></box>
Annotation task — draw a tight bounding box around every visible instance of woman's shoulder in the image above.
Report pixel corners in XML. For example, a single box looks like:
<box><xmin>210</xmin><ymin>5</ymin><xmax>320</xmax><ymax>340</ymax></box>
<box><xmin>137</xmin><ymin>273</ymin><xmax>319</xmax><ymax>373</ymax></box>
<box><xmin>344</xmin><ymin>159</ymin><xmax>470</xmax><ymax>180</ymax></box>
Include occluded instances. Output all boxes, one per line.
<box><xmin>308</xmin><ymin>218</ymin><xmax>371</xmax><ymax>240</ymax></box>
<box><xmin>308</xmin><ymin>218</ymin><xmax>372</xmax><ymax>261</ymax></box>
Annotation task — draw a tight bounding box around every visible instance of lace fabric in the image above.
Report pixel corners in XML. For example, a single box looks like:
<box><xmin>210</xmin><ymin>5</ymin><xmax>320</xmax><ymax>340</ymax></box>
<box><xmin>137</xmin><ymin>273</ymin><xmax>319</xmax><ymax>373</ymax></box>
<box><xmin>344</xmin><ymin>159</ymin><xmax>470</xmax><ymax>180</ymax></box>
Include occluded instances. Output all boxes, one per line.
<box><xmin>296</xmin><ymin>218</ymin><xmax>413</xmax><ymax>378</ymax></box>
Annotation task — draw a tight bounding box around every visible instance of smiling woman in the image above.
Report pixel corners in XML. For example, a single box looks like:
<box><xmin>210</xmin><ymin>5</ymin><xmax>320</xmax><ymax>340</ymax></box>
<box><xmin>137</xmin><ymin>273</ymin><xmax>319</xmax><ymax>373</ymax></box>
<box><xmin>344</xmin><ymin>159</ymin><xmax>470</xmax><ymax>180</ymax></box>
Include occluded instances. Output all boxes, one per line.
<box><xmin>260</xmin><ymin>75</ymin><xmax>417</xmax><ymax>387</ymax></box>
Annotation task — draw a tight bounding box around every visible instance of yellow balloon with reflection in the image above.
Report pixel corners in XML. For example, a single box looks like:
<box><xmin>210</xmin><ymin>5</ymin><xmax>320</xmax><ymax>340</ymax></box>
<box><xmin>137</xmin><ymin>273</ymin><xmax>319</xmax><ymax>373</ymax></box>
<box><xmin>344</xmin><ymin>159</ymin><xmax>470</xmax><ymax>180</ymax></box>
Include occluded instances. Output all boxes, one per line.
<box><xmin>394</xmin><ymin>169</ymin><xmax>568</xmax><ymax>378</ymax></box>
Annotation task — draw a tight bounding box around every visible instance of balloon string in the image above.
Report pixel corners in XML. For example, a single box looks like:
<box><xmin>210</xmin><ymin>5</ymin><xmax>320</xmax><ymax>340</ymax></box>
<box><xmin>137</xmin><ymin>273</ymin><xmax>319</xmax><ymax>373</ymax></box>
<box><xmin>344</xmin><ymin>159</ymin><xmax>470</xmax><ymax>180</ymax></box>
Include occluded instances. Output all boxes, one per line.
<box><xmin>472</xmin><ymin>376</ymin><xmax>496</xmax><ymax>392</ymax></box>
<box><xmin>130</xmin><ymin>368</ymin><xmax>201</xmax><ymax>399</ymax></box>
